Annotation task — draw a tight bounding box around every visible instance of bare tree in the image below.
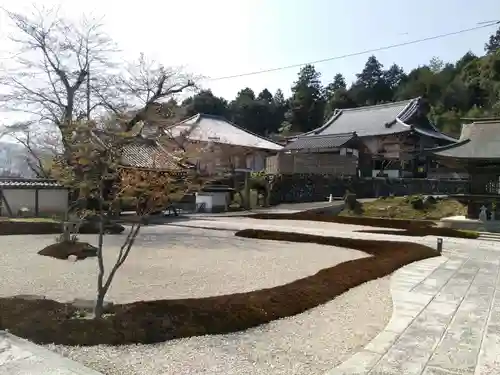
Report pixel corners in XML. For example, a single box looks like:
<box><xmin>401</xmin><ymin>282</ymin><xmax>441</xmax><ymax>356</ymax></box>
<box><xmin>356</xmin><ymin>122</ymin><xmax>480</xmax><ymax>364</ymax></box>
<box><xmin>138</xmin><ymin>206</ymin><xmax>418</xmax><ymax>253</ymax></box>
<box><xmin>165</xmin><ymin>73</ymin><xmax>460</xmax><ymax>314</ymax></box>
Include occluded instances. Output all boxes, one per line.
<box><xmin>98</xmin><ymin>53</ymin><xmax>197</xmax><ymax>131</ymax></box>
<box><xmin>0</xmin><ymin>8</ymin><xmax>116</xmax><ymax>138</ymax></box>
<box><xmin>0</xmin><ymin>8</ymin><xmax>197</xmax><ymax>158</ymax></box>
<box><xmin>51</xmin><ymin>118</ymin><xmax>206</xmax><ymax>318</ymax></box>
<box><xmin>0</xmin><ymin>121</ymin><xmax>62</xmax><ymax>177</ymax></box>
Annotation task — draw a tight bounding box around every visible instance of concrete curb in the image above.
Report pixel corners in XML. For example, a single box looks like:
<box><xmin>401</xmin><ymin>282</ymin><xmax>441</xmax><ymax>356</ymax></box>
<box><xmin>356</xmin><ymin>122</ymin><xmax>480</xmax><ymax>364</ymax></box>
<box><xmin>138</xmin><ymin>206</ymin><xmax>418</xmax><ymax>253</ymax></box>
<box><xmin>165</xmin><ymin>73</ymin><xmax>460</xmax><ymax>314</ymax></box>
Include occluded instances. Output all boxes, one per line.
<box><xmin>0</xmin><ymin>331</ymin><xmax>103</xmax><ymax>374</ymax></box>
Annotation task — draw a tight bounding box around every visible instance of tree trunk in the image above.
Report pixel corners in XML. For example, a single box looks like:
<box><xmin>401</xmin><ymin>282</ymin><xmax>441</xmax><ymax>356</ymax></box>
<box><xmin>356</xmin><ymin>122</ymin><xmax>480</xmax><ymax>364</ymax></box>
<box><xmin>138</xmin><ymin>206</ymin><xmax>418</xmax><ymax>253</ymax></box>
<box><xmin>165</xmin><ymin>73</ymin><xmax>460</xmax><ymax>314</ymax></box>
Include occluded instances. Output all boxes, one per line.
<box><xmin>94</xmin><ymin>290</ymin><xmax>106</xmax><ymax>319</ymax></box>
<box><xmin>62</xmin><ymin>222</ymin><xmax>72</xmax><ymax>242</ymax></box>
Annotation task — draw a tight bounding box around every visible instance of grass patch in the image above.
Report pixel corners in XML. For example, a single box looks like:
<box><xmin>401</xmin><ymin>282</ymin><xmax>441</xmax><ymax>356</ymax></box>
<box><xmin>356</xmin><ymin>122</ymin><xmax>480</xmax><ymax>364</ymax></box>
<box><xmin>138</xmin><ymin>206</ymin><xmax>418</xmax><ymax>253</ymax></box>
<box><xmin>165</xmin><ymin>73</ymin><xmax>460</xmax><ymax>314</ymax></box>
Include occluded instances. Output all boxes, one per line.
<box><xmin>0</xmin><ymin>229</ymin><xmax>437</xmax><ymax>346</ymax></box>
<box><xmin>340</xmin><ymin>196</ymin><xmax>466</xmax><ymax>220</ymax></box>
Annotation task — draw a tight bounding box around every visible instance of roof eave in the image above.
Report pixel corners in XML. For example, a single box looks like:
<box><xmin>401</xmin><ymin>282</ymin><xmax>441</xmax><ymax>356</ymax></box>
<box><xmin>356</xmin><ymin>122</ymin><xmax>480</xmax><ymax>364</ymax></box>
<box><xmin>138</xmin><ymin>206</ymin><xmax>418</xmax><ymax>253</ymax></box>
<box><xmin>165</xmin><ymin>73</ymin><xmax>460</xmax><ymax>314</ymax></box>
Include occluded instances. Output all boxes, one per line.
<box><xmin>168</xmin><ymin>113</ymin><xmax>284</xmax><ymax>149</ymax></box>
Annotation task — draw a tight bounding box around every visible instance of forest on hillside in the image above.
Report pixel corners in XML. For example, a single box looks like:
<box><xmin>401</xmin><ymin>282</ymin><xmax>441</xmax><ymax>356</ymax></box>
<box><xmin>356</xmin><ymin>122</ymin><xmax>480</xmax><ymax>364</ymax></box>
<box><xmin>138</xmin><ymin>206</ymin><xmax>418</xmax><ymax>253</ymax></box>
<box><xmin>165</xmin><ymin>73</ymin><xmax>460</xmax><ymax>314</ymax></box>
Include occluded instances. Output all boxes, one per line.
<box><xmin>179</xmin><ymin>26</ymin><xmax>500</xmax><ymax>138</ymax></box>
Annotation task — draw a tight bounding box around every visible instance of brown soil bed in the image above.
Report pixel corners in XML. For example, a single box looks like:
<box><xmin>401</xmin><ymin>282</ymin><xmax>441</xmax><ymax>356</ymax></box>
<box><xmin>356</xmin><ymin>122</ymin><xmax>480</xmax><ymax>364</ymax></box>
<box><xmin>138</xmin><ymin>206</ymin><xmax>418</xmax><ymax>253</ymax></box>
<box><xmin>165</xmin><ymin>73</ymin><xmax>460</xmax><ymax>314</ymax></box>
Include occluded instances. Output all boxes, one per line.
<box><xmin>0</xmin><ymin>221</ymin><xmax>62</xmax><ymax>235</ymax></box>
<box><xmin>0</xmin><ymin>229</ymin><xmax>437</xmax><ymax>346</ymax></box>
<box><xmin>248</xmin><ymin>212</ymin><xmax>435</xmax><ymax>230</ymax></box>
<box><xmin>0</xmin><ymin>220</ymin><xmax>125</xmax><ymax>235</ymax></box>
<box><xmin>38</xmin><ymin>242</ymin><xmax>98</xmax><ymax>260</ymax></box>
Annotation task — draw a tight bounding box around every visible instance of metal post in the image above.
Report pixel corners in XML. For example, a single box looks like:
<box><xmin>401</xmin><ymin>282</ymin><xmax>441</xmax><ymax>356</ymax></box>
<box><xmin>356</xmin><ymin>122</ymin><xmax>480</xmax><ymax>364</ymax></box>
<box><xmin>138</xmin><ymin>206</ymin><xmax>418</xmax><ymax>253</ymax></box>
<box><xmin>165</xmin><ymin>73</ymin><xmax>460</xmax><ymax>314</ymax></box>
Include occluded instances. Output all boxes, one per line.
<box><xmin>437</xmin><ymin>238</ymin><xmax>443</xmax><ymax>254</ymax></box>
<box><xmin>244</xmin><ymin>171</ymin><xmax>250</xmax><ymax>210</ymax></box>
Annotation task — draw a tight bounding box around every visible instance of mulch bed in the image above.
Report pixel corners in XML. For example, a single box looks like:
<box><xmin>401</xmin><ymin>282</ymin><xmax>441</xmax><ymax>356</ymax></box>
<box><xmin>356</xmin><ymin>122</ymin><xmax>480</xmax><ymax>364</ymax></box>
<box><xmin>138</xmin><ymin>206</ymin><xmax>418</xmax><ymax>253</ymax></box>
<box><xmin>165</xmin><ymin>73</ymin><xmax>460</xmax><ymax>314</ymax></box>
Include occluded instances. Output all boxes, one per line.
<box><xmin>0</xmin><ymin>229</ymin><xmax>438</xmax><ymax>346</ymax></box>
<box><xmin>0</xmin><ymin>221</ymin><xmax>125</xmax><ymax>236</ymax></box>
<box><xmin>0</xmin><ymin>221</ymin><xmax>62</xmax><ymax>235</ymax></box>
<box><xmin>248</xmin><ymin>212</ymin><xmax>477</xmax><ymax>239</ymax></box>
<box><xmin>38</xmin><ymin>242</ymin><xmax>98</xmax><ymax>260</ymax></box>
<box><xmin>248</xmin><ymin>212</ymin><xmax>435</xmax><ymax>230</ymax></box>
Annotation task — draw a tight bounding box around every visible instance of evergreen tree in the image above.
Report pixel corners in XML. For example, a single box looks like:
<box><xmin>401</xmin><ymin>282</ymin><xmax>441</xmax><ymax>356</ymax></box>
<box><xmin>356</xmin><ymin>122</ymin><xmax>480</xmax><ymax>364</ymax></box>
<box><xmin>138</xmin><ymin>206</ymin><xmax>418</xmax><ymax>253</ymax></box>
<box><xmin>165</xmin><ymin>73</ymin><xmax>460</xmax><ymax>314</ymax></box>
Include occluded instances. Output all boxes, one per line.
<box><xmin>485</xmin><ymin>26</ymin><xmax>500</xmax><ymax>54</ymax></box>
<box><xmin>181</xmin><ymin>90</ymin><xmax>229</xmax><ymax>118</ymax></box>
<box><xmin>288</xmin><ymin>64</ymin><xmax>326</xmax><ymax>132</ymax></box>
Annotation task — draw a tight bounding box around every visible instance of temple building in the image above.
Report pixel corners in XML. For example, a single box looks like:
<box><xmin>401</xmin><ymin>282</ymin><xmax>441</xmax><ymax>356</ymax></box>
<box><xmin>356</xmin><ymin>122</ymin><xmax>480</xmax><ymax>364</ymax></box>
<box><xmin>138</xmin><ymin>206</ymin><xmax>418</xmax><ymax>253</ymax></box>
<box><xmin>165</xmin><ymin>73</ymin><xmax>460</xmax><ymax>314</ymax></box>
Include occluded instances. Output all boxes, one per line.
<box><xmin>275</xmin><ymin>97</ymin><xmax>458</xmax><ymax>177</ymax></box>
<box><xmin>429</xmin><ymin>120</ymin><xmax>500</xmax><ymax>221</ymax></box>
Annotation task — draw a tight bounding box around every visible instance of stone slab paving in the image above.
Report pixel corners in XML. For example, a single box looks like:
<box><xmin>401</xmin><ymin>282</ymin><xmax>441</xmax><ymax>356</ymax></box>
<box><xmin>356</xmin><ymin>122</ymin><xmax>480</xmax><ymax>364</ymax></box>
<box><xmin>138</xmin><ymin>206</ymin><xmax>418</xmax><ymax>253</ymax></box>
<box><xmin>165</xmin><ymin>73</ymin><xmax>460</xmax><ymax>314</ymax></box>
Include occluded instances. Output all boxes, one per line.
<box><xmin>0</xmin><ymin>331</ymin><xmax>103</xmax><ymax>375</ymax></box>
<box><xmin>325</xmin><ymin>246</ymin><xmax>500</xmax><ymax>375</ymax></box>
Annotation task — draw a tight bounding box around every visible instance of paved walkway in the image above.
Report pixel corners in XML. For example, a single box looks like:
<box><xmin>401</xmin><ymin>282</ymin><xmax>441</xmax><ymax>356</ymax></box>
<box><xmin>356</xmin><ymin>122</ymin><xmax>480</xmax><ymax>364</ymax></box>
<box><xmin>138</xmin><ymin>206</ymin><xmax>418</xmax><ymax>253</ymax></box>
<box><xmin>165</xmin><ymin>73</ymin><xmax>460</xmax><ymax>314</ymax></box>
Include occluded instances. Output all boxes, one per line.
<box><xmin>0</xmin><ymin>331</ymin><xmax>102</xmax><ymax>375</ymax></box>
<box><xmin>327</xmin><ymin>245</ymin><xmax>500</xmax><ymax>375</ymax></box>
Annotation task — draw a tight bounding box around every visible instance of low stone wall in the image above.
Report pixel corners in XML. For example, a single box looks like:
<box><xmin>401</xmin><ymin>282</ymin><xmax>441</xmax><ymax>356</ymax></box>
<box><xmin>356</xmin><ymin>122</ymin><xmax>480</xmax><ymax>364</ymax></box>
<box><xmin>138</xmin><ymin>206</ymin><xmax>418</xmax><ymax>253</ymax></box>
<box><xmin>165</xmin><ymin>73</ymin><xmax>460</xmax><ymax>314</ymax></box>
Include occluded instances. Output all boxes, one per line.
<box><xmin>267</xmin><ymin>174</ymin><xmax>469</xmax><ymax>205</ymax></box>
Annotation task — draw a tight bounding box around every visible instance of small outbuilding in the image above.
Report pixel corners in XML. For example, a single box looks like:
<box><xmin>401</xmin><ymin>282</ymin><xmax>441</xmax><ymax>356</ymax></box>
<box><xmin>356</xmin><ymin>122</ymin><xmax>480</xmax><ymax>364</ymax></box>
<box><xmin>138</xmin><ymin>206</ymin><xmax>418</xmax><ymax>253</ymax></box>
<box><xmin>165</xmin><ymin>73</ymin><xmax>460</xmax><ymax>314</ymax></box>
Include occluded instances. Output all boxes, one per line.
<box><xmin>0</xmin><ymin>178</ymin><xmax>69</xmax><ymax>218</ymax></box>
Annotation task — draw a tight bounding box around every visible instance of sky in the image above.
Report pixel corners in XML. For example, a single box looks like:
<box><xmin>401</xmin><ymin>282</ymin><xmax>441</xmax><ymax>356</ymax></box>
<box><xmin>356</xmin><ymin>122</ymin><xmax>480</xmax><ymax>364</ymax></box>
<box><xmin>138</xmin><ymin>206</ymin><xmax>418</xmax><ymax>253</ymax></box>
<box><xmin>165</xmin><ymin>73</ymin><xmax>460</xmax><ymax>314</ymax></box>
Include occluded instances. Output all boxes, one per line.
<box><xmin>0</xmin><ymin>0</ymin><xmax>499</xmax><ymax>103</ymax></box>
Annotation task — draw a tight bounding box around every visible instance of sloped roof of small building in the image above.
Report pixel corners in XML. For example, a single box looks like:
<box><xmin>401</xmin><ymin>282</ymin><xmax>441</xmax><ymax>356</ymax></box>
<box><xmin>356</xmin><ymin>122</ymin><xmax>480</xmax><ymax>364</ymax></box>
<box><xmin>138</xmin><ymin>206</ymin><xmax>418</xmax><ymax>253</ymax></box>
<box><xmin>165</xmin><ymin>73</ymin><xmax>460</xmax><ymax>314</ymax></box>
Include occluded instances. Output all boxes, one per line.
<box><xmin>166</xmin><ymin>114</ymin><xmax>283</xmax><ymax>151</ymax></box>
<box><xmin>283</xmin><ymin>132</ymin><xmax>358</xmax><ymax>151</ymax></box>
<box><xmin>430</xmin><ymin>120</ymin><xmax>500</xmax><ymax>160</ymax></box>
<box><xmin>298</xmin><ymin>97</ymin><xmax>457</xmax><ymax>142</ymax></box>
<box><xmin>92</xmin><ymin>130</ymin><xmax>186</xmax><ymax>171</ymax></box>
<box><xmin>0</xmin><ymin>178</ymin><xmax>64</xmax><ymax>189</ymax></box>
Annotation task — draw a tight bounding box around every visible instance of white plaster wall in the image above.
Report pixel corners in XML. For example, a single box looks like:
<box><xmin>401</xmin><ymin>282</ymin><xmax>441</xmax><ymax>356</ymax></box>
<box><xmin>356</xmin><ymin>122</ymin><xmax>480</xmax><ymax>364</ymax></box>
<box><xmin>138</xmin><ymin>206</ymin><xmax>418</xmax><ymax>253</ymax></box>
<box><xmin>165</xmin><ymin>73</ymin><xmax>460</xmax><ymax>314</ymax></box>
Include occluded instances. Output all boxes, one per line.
<box><xmin>195</xmin><ymin>193</ymin><xmax>213</xmax><ymax>211</ymax></box>
<box><xmin>211</xmin><ymin>192</ymin><xmax>227</xmax><ymax>208</ymax></box>
<box><xmin>1</xmin><ymin>188</ymin><xmax>68</xmax><ymax>216</ymax></box>
<box><xmin>38</xmin><ymin>189</ymin><xmax>68</xmax><ymax>214</ymax></box>
<box><xmin>362</xmin><ymin>137</ymin><xmax>379</xmax><ymax>153</ymax></box>
<box><xmin>1</xmin><ymin>189</ymin><xmax>36</xmax><ymax>215</ymax></box>
<box><xmin>195</xmin><ymin>192</ymin><xmax>228</xmax><ymax>212</ymax></box>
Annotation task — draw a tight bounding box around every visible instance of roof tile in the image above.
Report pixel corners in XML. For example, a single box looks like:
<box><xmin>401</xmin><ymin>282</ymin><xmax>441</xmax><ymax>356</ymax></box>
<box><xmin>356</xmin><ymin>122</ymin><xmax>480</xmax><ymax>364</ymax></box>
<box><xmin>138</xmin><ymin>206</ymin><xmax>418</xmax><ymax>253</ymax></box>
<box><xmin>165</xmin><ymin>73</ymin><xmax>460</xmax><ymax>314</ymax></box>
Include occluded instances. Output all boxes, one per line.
<box><xmin>432</xmin><ymin>121</ymin><xmax>500</xmax><ymax>159</ymax></box>
<box><xmin>167</xmin><ymin>114</ymin><xmax>283</xmax><ymax>151</ymax></box>
<box><xmin>93</xmin><ymin>131</ymin><xmax>183</xmax><ymax>171</ymax></box>
<box><xmin>0</xmin><ymin>179</ymin><xmax>63</xmax><ymax>189</ymax></box>
<box><xmin>317</xmin><ymin>100</ymin><xmax>413</xmax><ymax>137</ymax></box>
<box><xmin>283</xmin><ymin>133</ymin><xmax>356</xmax><ymax>151</ymax></box>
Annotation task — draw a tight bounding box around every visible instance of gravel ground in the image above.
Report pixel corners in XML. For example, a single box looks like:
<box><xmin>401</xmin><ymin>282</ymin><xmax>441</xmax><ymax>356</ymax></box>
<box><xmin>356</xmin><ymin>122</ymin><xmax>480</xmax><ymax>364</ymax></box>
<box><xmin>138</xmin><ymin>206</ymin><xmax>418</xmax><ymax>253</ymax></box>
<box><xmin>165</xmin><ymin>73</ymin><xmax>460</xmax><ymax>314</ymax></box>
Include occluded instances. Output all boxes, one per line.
<box><xmin>0</xmin><ymin>226</ymin><xmax>365</xmax><ymax>302</ymax></box>
<box><xmin>0</xmin><ymin>225</ymin><xmax>392</xmax><ymax>374</ymax></box>
<box><xmin>48</xmin><ymin>276</ymin><xmax>392</xmax><ymax>375</ymax></box>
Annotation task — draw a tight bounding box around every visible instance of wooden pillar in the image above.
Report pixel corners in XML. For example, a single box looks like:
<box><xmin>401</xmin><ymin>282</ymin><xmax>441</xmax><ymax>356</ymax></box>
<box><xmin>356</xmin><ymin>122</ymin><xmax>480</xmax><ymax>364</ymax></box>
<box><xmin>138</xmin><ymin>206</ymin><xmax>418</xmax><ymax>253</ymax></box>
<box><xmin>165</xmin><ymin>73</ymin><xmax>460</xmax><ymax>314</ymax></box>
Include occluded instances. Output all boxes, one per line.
<box><xmin>244</xmin><ymin>171</ymin><xmax>251</xmax><ymax>210</ymax></box>
<box><xmin>467</xmin><ymin>201</ymin><xmax>476</xmax><ymax>219</ymax></box>
<box><xmin>35</xmin><ymin>189</ymin><xmax>39</xmax><ymax>217</ymax></box>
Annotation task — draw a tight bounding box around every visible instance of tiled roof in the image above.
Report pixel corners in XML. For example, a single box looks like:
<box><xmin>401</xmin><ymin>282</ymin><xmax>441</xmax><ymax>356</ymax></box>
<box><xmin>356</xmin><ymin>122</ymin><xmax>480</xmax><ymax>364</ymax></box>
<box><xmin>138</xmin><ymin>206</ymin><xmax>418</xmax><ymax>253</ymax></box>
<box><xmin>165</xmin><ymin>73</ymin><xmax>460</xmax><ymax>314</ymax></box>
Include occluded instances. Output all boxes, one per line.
<box><xmin>283</xmin><ymin>133</ymin><xmax>356</xmax><ymax>151</ymax></box>
<box><xmin>316</xmin><ymin>99</ymin><xmax>414</xmax><ymax>137</ymax></box>
<box><xmin>92</xmin><ymin>131</ymin><xmax>184</xmax><ymax>171</ymax></box>
<box><xmin>120</xmin><ymin>141</ymin><xmax>183</xmax><ymax>170</ymax></box>
<box><xmin>300</xmin><ymin>97</ymin><xmax>454</xmax><ymax>142</ymax></box>
<box><xmin>167</xmin><ymin>114</ymin><xmax>283</xmax><ymax>151</ymax></box>
<box><xmin>0</xmin><ymin>178</ymin><xmax>64</xmax><ymax>189</ymax></box>
<box><xmin>431</xmin><ymin>121</ymin><xmax>500</xmax><ymax>160</ymax></box>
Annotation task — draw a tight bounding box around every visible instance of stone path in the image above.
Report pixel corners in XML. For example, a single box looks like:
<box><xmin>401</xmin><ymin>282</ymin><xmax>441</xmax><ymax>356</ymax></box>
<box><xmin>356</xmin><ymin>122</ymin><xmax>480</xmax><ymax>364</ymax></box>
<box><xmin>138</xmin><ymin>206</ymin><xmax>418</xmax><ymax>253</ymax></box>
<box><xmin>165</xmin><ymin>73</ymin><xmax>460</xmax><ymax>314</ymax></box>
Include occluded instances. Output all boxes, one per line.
<box><xmin>326</xmin><ymin>245</ymin><xmax>500</xmax><ymax>375</ymax></box>
<box><xmin>0</xmin><ymin>331</ymin><xmax>103</xmax><ymax>375</ymax></box>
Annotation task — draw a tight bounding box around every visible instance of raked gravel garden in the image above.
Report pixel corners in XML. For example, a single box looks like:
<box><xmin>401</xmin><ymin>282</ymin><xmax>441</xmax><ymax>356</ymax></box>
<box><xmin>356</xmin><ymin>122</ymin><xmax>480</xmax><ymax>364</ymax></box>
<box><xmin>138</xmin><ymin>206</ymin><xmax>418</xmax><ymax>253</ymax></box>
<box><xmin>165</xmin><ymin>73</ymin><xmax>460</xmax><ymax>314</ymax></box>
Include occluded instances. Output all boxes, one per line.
<box><xmin>0</xmin><ymin>224</ymin><xmax>394</xmax><ymax>375</ymax></box>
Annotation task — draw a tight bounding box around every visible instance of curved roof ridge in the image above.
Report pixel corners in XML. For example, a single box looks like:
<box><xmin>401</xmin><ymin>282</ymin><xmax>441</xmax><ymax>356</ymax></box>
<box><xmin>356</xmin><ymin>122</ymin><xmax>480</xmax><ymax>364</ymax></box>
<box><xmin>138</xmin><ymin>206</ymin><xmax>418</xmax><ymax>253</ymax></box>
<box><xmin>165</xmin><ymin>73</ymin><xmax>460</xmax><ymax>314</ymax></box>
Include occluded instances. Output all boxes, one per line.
<box><xmin>168</xmin><ymin>112</ymin><xmax>284</xmax><ymax>149</ymax></box>
<box><xmin>394</xmin><ymin>97</ymin><xmax>422</xmax><ymax>124</ymax></box>
<box><xmin>469</xmin><ymin>119</ymin><xmax>500</xmax><ymax>125</ymax></box>
<box><xmin>341</xmin><ymin>98</ymin><xmax>415</xmax><ymax>113</ymax></box>
<box><xmin>428</xmin><ymin>139</ymin><xmax>470</xmax><ymax>153</ymax></box>
<box><xmin>305</xmin><ymin>109</ymin><xmax>344</xmax><ymax>136</ymax></box>
<box><xmin>297</xmin><ymin>131</ymin><xmax>356</xmax><ymax>139</ymax></box>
